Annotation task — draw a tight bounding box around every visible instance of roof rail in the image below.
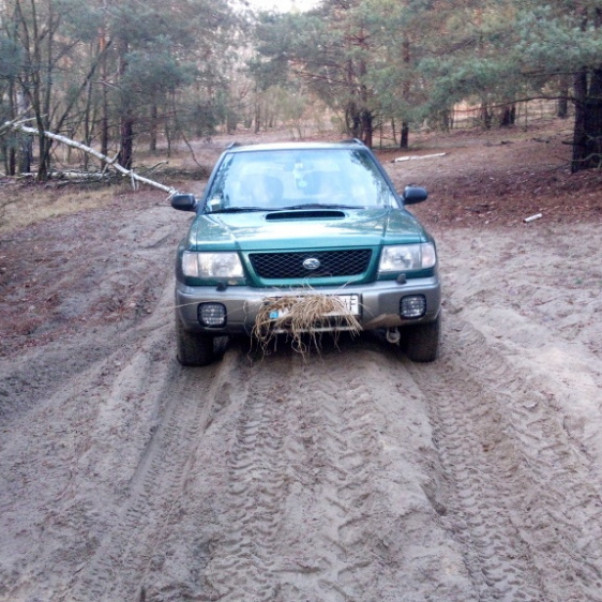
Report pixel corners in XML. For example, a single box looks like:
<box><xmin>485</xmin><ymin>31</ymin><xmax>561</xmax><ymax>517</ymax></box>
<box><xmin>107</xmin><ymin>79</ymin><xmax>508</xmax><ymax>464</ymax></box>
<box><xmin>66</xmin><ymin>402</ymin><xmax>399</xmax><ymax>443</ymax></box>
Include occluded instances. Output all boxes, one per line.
<box><xmin>225</xmin><ymin>142</ymin><xmax>240</xmax><ymax>150</ymax></box>
<box><xmin>340</xmin><ymin>138</ymin><xmax>365</xmax><ymax>146</ymax></box>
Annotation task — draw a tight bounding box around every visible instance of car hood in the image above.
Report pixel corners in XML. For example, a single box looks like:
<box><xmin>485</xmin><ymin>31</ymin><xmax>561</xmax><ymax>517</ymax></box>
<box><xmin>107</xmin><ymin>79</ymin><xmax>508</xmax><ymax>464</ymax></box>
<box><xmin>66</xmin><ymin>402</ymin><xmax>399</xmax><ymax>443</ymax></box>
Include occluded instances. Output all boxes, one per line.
<box><xmin>186</xmin><ymin>208</ymin><xmax>427</xmax><ymax>251</ymax></box>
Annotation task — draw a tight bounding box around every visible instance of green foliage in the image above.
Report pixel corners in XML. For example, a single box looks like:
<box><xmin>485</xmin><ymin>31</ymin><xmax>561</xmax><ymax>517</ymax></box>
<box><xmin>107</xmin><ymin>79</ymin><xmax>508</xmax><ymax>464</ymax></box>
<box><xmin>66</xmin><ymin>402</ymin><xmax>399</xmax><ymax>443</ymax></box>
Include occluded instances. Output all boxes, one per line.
<box><xmin>0</xmin><ymin>0</ymin><xmax>241</xmax><ymax>175</ymax></box>
<box><xmin>513</xmin><ymin>6</ymin><xmax>602</xmax><ymax>74</ymax></box>
<box><xmin>121</xmin><ymin>46</ymin><xmax>195</xmax><ymax>95</ymax></box>
<box><xmin>54</xmin><ymin>0</ymin><xmax>103</xmax><ymax>43</ymax></box>
<box><xmin>0</xmin><ymin>37</ymin><xmax>23</xmax><ymax>80</ymax></box>
<box><xmin>2</xmin><ymin>0</ymin><xmax>602</xmax><ymax>172</ymax></box>
<box><xmin>250</xmin><ymin>0</ymin><xmax>602</xmax><ymax>144</ymax></box>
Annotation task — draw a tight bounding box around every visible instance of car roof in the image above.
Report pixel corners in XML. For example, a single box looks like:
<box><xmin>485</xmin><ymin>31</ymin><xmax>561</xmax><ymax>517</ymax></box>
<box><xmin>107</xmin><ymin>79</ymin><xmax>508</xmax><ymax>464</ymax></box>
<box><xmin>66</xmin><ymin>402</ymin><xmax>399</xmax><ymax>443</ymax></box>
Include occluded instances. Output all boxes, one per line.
<box><xmin>224</xmin><ymin>139</ymin><xmax>368</xmax><ymax>154</ymax></box>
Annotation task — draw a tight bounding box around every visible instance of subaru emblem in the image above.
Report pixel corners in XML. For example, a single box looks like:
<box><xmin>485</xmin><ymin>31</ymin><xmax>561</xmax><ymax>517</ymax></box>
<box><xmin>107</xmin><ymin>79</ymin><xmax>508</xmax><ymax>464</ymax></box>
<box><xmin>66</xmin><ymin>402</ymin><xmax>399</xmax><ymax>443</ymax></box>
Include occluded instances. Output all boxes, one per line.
<box><xmin>303</xmin><ymin>257</ymin><xmax>321</xmax><ymax>270</ymax></box>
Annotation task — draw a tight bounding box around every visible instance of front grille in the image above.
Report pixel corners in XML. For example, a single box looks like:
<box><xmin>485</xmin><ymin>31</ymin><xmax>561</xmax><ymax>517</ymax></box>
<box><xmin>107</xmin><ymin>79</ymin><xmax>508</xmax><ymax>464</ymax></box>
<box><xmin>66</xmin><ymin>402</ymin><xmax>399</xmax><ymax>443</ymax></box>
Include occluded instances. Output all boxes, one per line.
<box><xmin>249</xmin><ymin>249</ymin><xmax>372</xmax><ymax>279</ymax></box>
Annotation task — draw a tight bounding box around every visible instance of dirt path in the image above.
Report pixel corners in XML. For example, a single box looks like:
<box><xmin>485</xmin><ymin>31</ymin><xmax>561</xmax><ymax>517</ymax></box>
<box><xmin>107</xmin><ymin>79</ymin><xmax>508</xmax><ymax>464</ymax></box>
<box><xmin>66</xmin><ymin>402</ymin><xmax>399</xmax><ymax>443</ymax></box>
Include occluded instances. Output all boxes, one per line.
<box><xmin>1</xmin><ymin>126</ymin><xmax>601</xmax><ymax>601</ymax></box>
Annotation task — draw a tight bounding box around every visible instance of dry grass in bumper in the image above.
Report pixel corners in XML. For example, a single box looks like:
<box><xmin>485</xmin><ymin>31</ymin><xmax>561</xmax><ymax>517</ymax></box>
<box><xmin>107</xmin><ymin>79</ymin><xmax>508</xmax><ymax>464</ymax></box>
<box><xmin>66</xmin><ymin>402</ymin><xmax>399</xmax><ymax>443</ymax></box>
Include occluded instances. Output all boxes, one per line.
<box><xmin>252</xmin><ymin>294</ymin><xmax>361</xmax><ymax>357</ymax></box>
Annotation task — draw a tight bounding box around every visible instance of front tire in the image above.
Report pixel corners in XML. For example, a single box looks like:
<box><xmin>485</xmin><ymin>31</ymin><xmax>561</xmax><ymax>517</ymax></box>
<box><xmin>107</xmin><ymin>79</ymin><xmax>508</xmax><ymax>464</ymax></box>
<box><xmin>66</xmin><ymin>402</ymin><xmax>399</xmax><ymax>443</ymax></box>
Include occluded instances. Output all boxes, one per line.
<box><xmin>404</xmin><ymin>315</ymin><xmax>440</xmax><ymax>362</ymax></box>
<box><xmin>176</xmin><ymin>316</ymin><xmax>215</xmax><ymax>366</ymax></box>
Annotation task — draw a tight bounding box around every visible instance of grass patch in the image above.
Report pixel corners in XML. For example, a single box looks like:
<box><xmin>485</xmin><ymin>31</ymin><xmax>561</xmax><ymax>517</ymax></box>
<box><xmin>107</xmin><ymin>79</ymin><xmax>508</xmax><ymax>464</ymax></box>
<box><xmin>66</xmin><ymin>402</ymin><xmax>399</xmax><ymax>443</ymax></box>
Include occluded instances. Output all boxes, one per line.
<box><xmin>0</xmin><ymin>180</ymin><xmax>124</xmax><ymax>235</ymax></box>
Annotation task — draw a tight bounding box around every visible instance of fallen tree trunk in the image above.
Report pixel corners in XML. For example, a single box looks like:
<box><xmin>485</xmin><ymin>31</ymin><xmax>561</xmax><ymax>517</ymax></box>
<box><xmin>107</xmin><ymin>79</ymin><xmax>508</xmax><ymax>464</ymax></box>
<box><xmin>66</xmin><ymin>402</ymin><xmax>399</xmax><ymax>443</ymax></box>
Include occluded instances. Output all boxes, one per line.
<box><xmin>1</xmin><ymin>119</ymin><xmax>179</xmax><ymax>197</ymax></box>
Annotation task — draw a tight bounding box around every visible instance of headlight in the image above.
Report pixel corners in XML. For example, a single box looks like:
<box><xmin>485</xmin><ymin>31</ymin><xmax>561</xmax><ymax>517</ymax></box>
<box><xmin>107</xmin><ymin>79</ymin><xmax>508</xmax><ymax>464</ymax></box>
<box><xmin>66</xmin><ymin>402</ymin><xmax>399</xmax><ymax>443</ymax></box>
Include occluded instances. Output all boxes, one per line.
<box><xmin>378</xmin><ymin>243</ymin><xmax>436</xmax><ymax>273</ymax></box>
<box><xmin>182</xmin><ymin>251</ymin><xmax>244</xmax><ymax>279</ymax></box>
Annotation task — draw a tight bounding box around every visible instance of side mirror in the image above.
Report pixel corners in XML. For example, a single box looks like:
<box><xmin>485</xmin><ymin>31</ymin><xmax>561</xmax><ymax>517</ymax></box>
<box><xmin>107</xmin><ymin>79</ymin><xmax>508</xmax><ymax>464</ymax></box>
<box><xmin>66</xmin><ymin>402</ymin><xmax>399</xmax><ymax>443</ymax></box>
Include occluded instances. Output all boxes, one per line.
<box><xmin>171</xmin><ymin>193</ymin><xmax>197</xmax><ymax>212</ymax></box>
<box><xmin>403</xmin><ymin>185</ymin><xmax>428</xmax><ymax>205</ymax></box>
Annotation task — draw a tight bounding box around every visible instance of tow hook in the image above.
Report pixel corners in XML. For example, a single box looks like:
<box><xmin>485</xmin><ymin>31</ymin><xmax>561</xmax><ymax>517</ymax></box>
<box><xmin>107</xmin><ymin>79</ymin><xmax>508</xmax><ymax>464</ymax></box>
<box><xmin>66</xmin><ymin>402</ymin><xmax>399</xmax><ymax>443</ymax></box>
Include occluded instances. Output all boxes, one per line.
<box><xmin>386</xmin><ymin>328</ymin><xmax>401</xmax><ymax>345</ymax></box>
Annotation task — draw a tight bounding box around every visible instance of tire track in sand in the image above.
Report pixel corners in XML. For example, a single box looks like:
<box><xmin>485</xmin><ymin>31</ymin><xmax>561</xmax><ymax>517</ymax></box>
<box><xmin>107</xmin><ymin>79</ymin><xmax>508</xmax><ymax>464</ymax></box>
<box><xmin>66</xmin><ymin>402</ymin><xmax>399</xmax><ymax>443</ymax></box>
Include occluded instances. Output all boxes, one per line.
<box><xmin>65</xmin><ymin>348</ymin><xmax>241</xmax><ymax>601</ymax></box>
<box><xmin>407</xmin><ymin>313</ymin><xmax>602</xmax><ymax>602</ymax></box>
<box><xmin>203</xmin><ymin>355</ymin><xmax>295</xmax><ymax>600</ymax></box>
<box><xmin>205</xmin><ymin>344</ymin><xmax>472</xmax><ymax>601</ymax></box>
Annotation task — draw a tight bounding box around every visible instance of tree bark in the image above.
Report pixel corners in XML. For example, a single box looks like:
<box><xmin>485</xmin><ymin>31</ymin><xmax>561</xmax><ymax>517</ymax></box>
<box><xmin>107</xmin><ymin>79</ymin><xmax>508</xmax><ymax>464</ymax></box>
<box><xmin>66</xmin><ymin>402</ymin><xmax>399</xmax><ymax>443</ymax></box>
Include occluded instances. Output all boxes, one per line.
<box><xmin>400</xmin><ymin>38</ymin><xmax>410</xmax><ymax>150</ymax></box>
<box><xmin>346</xmin><ymin>101</ymin><xmax>361</xmax><ymax>139</ymax></box>
<box><xmin>400</xmin><ymin>121</ymin><xmax>409</xmax><ymax>149</ymax></box>
<box><xmin>480</xmin><ymin>103</ymin><xmax>492</xmax><ymax>129</ymax></box>
<box><xmin>361</xmin><ymin>109</ymin><xmax>373</xmax><ymax>147</ymax></box>
<box><xmin>100</xmin><ymin>28</ymin><xmax>109</xmax><ymax>162</ymax></box>
<box><xmin>36</xmin><ymin>129</ymin><xmax>51</xmax><ymax>180</ymax></box>
<box><xmin>118</xmin><ymin>117</ymin><xmax>134</xmax><ymax>170</ymax></box>
<box><xmin>557</xmin><ymin>75</ymin><xmax>570</xmax><ymax>119</ymax></box>
<box><xmin>19</xmin><ymin>135</ymin><xmax>32</xmax><ymax>173</ymax></box>
<box><xmin>572</xmin><ymin>67</ymin><xmax>602</xmax><ymax>172</ymax></box>
<box><xmin>150</xmin><ymin>103</ymin><xmax>158</xmax><ymax>152</ymax></box>
<box><xmin>499</xmin><ymin>104</ymin><xmax>516</xmax><ymax>127</ymax></box>
<box><xmin>116</xmin><ymin>35</ymin><xmax>135</xmax><ymax>170</ymax></box>
<box><xmin>7</xmin><ymin>81</ymin><xmax>16</xmax><ymax>176</ymax></box>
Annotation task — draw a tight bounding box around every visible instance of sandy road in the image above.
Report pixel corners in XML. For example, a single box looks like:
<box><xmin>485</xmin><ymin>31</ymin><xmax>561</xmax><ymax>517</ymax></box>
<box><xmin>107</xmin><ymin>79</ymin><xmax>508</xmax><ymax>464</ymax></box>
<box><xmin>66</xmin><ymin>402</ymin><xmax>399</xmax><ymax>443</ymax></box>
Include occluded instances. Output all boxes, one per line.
<box><xmin>1</xmin><ymin>198</ymin><xmax>601</xmax><ymax>601</ymax></box>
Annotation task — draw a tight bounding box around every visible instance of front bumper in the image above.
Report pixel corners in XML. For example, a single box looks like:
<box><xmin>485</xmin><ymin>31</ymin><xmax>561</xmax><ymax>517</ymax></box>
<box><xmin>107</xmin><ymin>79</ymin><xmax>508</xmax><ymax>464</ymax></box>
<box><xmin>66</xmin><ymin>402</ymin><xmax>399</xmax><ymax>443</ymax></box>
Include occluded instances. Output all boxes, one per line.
<box><xmin>175</xmin><ymin>276</ymin><xmax>441</xmax><ymax>335</ymax></box>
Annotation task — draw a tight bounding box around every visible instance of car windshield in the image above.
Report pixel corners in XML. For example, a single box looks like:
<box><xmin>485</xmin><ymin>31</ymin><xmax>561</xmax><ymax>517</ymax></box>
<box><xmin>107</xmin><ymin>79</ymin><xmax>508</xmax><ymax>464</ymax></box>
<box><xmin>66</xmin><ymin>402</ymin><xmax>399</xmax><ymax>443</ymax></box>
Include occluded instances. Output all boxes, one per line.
<box><xmin>204</xmin><ymin>148</ymin><xmax>398</xmax><ymax>213</ymax></box>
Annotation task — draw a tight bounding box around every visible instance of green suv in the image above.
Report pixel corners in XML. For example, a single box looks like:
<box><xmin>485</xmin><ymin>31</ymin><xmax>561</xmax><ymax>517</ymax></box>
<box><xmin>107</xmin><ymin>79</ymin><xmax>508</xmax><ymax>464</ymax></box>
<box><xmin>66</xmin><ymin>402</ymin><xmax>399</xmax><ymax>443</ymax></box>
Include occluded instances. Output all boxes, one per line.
<box><xmin>171</xmin><ymin>139</ymin><xmax>441</xmax><ymax>365</ymax></box>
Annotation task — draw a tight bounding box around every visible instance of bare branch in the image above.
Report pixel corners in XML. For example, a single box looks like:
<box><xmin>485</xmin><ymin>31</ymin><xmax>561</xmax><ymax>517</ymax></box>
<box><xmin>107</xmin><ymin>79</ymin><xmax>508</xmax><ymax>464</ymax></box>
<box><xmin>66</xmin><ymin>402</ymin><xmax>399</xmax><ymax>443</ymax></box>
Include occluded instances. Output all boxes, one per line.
<box><xmin>2</xmin><ymin>118</ymin><xmax>179</xmax><ymax>197</ymax></box>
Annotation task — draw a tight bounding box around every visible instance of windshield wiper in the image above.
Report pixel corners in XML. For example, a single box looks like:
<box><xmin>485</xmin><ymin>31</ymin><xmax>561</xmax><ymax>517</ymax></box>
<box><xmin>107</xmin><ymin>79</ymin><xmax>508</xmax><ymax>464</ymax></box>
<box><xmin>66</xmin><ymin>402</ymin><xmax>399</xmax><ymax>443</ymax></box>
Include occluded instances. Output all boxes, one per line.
<box><xmin>279</xmin><ymin>203</ymin><xmax>361</xmax><ymax>210</ymax></box>
<box><xmin>208</xmin><ymin>206</ymin><xmax>268</xmax><ymax>213</ymax></box>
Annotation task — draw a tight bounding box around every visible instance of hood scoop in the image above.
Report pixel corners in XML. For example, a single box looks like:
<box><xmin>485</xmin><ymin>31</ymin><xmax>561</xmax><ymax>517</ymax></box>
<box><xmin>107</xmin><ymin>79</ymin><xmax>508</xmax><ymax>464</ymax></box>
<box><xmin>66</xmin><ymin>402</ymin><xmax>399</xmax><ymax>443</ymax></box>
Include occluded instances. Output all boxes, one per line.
<box><xmin>266</xmin><ymin>209</ymin><xmax>345</xmax><ymax>221</ymax></box>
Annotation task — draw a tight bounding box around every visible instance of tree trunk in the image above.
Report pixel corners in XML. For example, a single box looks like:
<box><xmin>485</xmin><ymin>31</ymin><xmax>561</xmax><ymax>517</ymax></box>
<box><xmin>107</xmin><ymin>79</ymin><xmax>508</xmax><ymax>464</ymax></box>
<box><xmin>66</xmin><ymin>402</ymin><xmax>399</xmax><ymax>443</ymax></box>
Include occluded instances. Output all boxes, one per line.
<box><xmin>400</xmin><ymin>121</ymin><xmax>409</xmax><ymax>149</ymax></box>
<box><xmin>165</xmin><ymin>119</ymin><xmax>172</xmax><ymax>158</ymax></box>
<box><xmin>572</xmin><ymin>68</ymin><xmax>588</xmax><ymax>172</ymax></box>
<box><xmin>150</xmin><ymin>103</ymin><xmax>158</xmax><ymax>152</ymax></box>
<box><xmin>557</xmin><ymin>75</ymin><xmax>570</xmax><ymax>119</ymax></box>
<box><xmin>118</xmin><ymin>117</ymin><xmax>134</xmax><ymax>170</ymax></box>
<box><xmin>346</xmin><ymin>102</ymin><xmax>361</xmax><ymax>139</ymax></box>
<box><xmin>361</xmin><ymin>109</ymin><xmax>373</xmax><ymax>148</ymax></box>
<box><xmin>36</xmin><ymin>129</ymin><xmax>52</xmax><ymax>180</ymax></box>
<box><xmin>4</xmin><ymin>120</ymin><xmax>178</xmax><ymax>195</ymax></box>
<box><xmin>572</xmin><ymin>67</ymin><xmax>602</xmax><ymax>172</ymax></box>
<box><xmin>8</xmin><ymin>147</ymin><xmax>16</xmax><ymax>176</ymax></box>
<box><xmin>117</xmin><ymin>35</ymin><xmax>134</xmax><ymax>170</ymax></box>
<box><xmin>7</xmin><ymin>81</ymin><xmax>16</xmax><ymax>175</ymax></box>
<box><xmin>400</xmin><ymin>37</ymin><xmax>410</xmax><ymax>149</ymax></box>
<box><xmin>558</xmin><ymin>96</ymin><xmax>569</xmax><ymax>119</ymax></box>
<box><xmin>19</xmin><ymin>136</ymin><xmax>32</xmax><ymax>173</ymax></box>
<box><xmin>499</xmin><ymin>104</ymin><xmax>516</xmax><ymax>127</ymax></box>
<box><xmin>480</xmin><ymin>103</ymin><xmax>492</xmax><ymax>129</ymax></box>
<box><xmin>254</xmin><ymin>101</ymin><xmax>261</xmax><ymax>134</ymax></box>
<box><xmin>82</xmin><ymin>75</ymin><xmax>94</xmax><ymax>171</ymax></box>
<box><xmin>100</xmin><ymin>31</ymin><xmax>110</xmax><ymax>165</ymax></box>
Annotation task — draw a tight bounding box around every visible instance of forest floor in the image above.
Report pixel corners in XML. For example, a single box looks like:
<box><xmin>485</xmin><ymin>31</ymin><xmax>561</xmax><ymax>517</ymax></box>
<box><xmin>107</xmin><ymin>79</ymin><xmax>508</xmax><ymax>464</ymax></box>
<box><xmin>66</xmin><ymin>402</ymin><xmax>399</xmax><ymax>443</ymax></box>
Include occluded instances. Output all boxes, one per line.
<box><xmin>0</xmin><ymin>118</ymin><xmax>601</xmax><ymax>601</ymax></box>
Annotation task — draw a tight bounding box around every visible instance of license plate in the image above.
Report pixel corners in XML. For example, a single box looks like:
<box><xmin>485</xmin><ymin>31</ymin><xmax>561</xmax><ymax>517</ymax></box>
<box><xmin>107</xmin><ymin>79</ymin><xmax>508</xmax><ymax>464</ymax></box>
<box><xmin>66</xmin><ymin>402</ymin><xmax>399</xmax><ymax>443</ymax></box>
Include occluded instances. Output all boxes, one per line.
<box><xmin>268</xmin><ymin>294</ymin><xmax>360</xmax><ymax>319</ymax></box>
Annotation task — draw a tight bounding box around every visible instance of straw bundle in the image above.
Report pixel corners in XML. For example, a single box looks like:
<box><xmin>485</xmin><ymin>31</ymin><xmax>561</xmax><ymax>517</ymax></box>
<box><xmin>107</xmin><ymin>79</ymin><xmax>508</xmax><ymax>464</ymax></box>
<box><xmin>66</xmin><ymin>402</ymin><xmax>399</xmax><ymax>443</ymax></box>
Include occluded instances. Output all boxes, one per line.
<box><xmin>252</xmin><ymin>294</ymin><xmax>361</xmax><ymax>357</ymax></box>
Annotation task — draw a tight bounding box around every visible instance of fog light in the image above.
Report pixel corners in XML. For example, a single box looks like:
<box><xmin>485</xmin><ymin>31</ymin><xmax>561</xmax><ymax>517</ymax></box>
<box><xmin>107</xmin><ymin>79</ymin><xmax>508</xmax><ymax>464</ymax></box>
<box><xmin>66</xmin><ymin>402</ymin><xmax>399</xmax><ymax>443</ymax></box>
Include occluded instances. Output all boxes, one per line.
<box><xmin>198</xmin><ymin>303</ymin><xmax>226</xmax><ymax>327</ymax></box>
<box><xmin>400</xmin><ymin>295</ymin><xmax>426</xmax><ymax>319</ymax></box>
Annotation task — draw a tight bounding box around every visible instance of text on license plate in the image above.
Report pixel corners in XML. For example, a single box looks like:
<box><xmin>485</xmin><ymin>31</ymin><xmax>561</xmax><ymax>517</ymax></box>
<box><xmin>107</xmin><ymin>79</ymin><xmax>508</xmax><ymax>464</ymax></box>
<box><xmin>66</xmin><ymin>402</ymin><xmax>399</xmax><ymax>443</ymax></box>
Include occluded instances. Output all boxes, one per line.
<box><xmin>268</xmin><ymin>294</ymin><xmax>360</xmax><ymax>319</ymax></box>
